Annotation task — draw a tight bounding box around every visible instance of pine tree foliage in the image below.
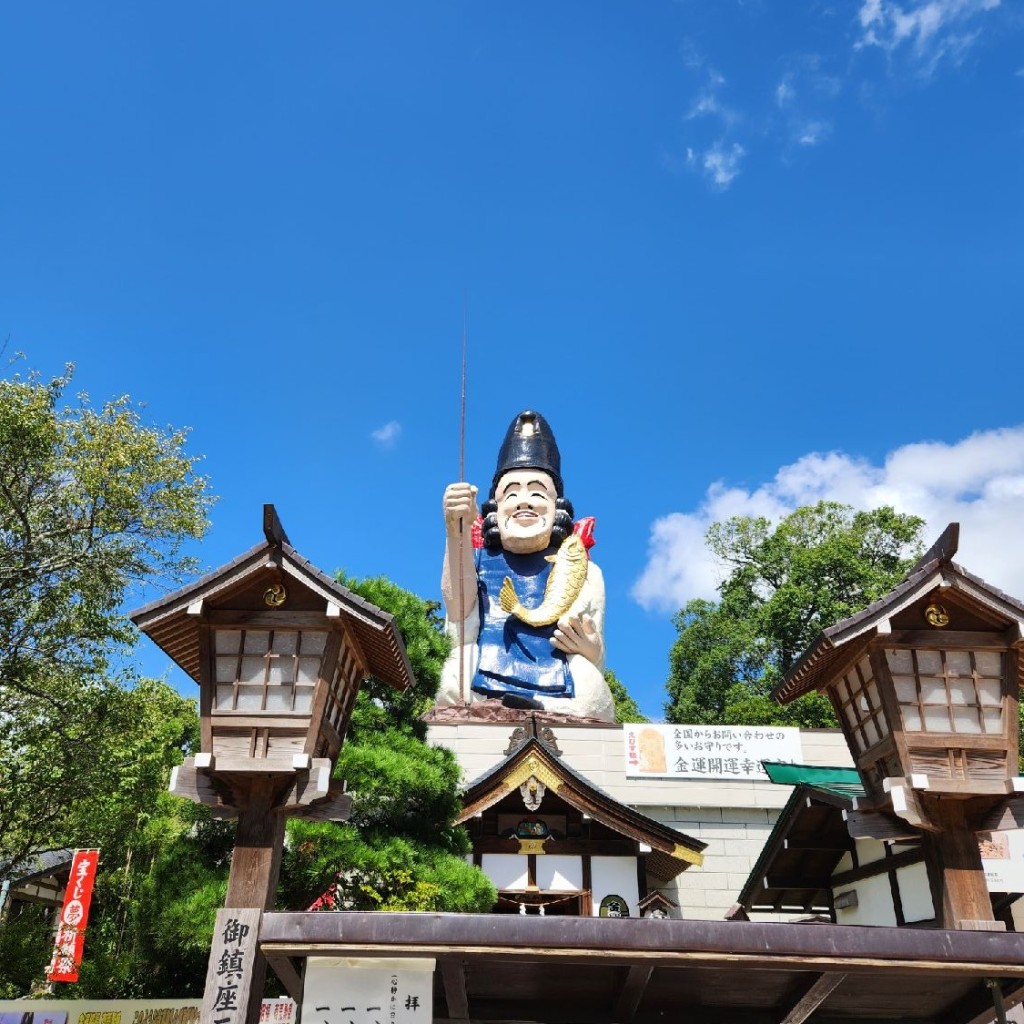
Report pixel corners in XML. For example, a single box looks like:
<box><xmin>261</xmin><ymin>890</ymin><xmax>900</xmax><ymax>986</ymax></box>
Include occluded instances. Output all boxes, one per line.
<box><xmin>281</xmin><ymin>575</ymin><xmax>495</xmax><ymax>914</ymax></box>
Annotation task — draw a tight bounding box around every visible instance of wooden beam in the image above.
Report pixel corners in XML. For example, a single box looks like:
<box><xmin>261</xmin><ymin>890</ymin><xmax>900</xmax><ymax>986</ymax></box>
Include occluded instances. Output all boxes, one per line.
<box><xmin>169</xmin><ymin>760</ymin><xmax>237</xmax><ymax>817</ymax></box>
<box><xmin>440</xmin><ymin>956</ymin><xmax>470</xmax><ymax>1021</ymax></box>
<box><xmin>843</xmin><ymin>809</ymin><xmax>921</xmax><ymax>842</ymax></box>
<box><xmin>884</xmin><ymin>780</ymin><xmax>935</xmax><ymax>831</ymax></box>
<box><xmin>979</xmin><ymin>796</ymin><xmax>1024</xmax><ymax>832</ymax></box>
<box><xmin>783</xmin><ymin>838</ymin><xmax>854</xmax><ymax>853</ymax></box>
<box><xmin>472</xmin><ymin>837</ymin><xmax>639</xmax><ymax>856</ymax></box>
<box><xmin>908</xmin><ymin>779</ymin><xmax>1016</xmax><ymax>797</ymax></box>
<box><xmin>287</xmin><ymin>790</ymin><xmax>353</xmax><ymax>822</ymax></box>
<box><xmin>830</xmin><ymin>846</ymin><xmax>923</xmax><ymax>888</ymax></box>
<box><xmin>613</xmin><ymin>964</ymin><xmax>653</xmax><ymax>1024</ymax></box>
<box><xmin>208</xmin><ymin>714</ymin><xmax>312</xmax><ymax>729</ymax></box>
<box><xmin>265</xmin><ymin>953</ymin><xmax>304</xmax><ymax>1001</ymax></box>
<box><xmin>198</xmin><ymin>626</ymin><xmax>213</xmax><ymax>752</ymax></box>
<box><xmin>764</xmin><ymin>877</ymin><xmax>830</xmax><ymax>892</ymax></box>
<box><xmin>779</xmin><ymin>972</ymin><xmax>847</xmax><ymax>1024</ymax></box>
<box><xmin>207</xmin><ymin>609</ymin><xmax>342</xmax><ymax>628</ymax></box>
<box><xmin>886</xmin><ymin>630</ymin><xmax>1007</xmax><ymax>650</ymax></box>
<box><xmin>195</xmin><ymin>755</ymin><xmax>306</xmax><ymax>775</ymax></box>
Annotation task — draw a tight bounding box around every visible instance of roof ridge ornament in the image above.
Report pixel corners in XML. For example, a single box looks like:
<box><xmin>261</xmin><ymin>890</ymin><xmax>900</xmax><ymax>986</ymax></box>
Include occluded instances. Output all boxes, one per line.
<box><xmin>262</xmin><ymin>503</ymin><xmax>291</xmax><ymax>547</ymax></box>
<box><xmin>904</xmin><ymin>521</ymin><xmax>959</xmax><ymax>579</ymax></box>
<box><xmin>504</xmin><ymin>716</ymin><xmax>563</xmax><ymax>757</ymax></box>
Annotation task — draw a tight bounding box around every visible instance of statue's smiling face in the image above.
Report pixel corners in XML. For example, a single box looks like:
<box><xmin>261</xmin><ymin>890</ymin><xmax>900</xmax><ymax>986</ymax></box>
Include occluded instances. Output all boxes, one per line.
<box><xmin>495</xmin><ymin>470</ymin><xmax>557</xmax><ymax>554</ymax></box>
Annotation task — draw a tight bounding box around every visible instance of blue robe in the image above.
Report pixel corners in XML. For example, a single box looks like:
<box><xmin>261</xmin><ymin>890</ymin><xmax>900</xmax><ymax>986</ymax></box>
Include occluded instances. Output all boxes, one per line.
<box><xmin>472</xmin><ymin>546</ymin><xmax>575</xmax><ymax>699</ymax></box>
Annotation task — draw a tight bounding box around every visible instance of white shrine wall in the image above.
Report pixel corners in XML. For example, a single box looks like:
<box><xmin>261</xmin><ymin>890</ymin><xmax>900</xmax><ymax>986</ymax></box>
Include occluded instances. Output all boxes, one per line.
<box><xmin>831</xmin><ymin>839</ymin><xmax>935</xmax><ymax>927</ymax></box>
<box><xmin>428</xmin><ymin>721</ymin><xmax>854</xmax><ymax>922</ymax></box>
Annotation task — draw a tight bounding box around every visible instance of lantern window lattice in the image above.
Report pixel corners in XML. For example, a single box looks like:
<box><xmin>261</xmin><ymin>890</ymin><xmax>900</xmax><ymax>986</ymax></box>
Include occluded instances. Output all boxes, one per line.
<box><xmin>836</xmin><ymin>657</ymin><xmax>890</xmax><ymax>755</ymax></box>
<box><xmin>213</xmin><ymin>629</ymin><xmax>328</xmax><ymax>713</ymax></box>
<box><xmin>885</xmin><ymin>648</ymin><xmax>1004</xmax><ymax>735</ymax></box>
<box><xmin>325</xmin><ymin>656</ymin><xmax>359</xmax><ymax>739</ymax></box>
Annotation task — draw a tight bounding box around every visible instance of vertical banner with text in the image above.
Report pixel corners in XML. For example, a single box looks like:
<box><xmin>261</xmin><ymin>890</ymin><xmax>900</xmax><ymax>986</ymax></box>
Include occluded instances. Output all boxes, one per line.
<box><xmin>47</xmin><ymin>849</ymin><xmax>100</xmax><ymax>983</ymax></box>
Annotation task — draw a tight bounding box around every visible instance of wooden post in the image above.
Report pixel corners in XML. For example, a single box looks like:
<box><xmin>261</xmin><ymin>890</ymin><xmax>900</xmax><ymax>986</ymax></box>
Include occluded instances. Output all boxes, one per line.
<box><xmin>203</xmin><ymin>777</ymin><xmax>288</xmax><ymax>1024</ymax></box>
<box><xmin>225</xmin><ymin>778</ymin><xmax>287</xmax><ymax>910</ymax></box>
<box><xmin>921</xmin><ymin>800</ymin><xmax>1003</xmax><ymax>930</ymax></box>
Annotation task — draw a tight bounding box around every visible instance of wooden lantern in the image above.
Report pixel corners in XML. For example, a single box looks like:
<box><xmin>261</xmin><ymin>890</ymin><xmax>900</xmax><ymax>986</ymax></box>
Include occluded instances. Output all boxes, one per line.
<box><xmin>132</xmin><ymin>506</ymin><xmax>413</xmax><ymax>1022</ymax></box>
<box><xmin>132</xmin><ymin>504</ymin><xmax>412</xmax><ymax>813</ymax></box>
<box><xmin>774</xmin><ymin>524</ymin><xmax>1024</xmax><ymax>929</ymax></box>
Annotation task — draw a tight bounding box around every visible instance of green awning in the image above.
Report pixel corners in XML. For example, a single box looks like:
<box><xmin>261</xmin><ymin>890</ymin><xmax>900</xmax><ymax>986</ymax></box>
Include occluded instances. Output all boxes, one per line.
<box><xmin>761</xmin><ymin>761</ymin><xmax>865</xmax><ymax>800</ymax></box>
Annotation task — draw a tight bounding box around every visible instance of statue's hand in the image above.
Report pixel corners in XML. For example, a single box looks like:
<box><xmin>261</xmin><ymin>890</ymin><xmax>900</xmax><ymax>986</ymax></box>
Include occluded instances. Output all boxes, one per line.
<box><xmin>551</xmin><ymin>612</ymin><xmax>601</xmax><ymax>665</ymax></box>
<box><xmin>443</xmin><ymin>482</ymin><xmax>479</xmax><ymax>534</ymax></box>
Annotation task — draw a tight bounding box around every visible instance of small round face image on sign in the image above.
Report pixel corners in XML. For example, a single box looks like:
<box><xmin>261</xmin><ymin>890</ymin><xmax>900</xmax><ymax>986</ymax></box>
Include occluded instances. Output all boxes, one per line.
<box><xmin>599</xmin><ymin>895</ymin><xmax>629</xmax><ymax>918</ymax></box>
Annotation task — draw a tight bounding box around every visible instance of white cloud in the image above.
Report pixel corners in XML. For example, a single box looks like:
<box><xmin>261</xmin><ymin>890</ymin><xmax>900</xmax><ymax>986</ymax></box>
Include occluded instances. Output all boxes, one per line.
<box><xmin>796</xmin><ymin>119</ymin><xmax>832</xmax><ymax>145</ymax></box>
<box><xmin>775</xmin><ymin>77</ymin><xmax>796</xmax><ymax>108</ymax></box>
<box><xmin>688</xmin><ymin>142</ymin><xmax>746</xmax><ymax>189</ymax></box>
<box><xmin>685</xmin><ymin>69</ymin><xmax>737</xmax><ymax>126</ymax></box>
<box><xmin>370</xmin><ymin>420</ymin><xmax>402</xmax><ymax>449</ymax></box>
<box><xmin>632</xmin><ymin>425</ymin><xmax>1024</xmax><ymax>613</ymax></box>
<box><xmin>856</xmin><ymin>0</ymin><xmax>1001</xmax><ymax>71</ymax></box>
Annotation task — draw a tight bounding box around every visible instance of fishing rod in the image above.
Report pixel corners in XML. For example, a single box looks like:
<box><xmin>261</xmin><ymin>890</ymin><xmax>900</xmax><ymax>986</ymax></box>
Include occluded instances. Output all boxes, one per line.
<box><xmin>457</xmin><ymin>295</ymin><xmax>468</xmax><ymax>703</ymax></box>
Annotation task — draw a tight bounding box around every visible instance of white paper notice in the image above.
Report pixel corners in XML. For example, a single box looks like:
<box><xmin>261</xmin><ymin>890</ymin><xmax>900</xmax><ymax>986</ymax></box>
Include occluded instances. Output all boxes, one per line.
<box><xmin>302</xmin><ymin>957</ymin><xmax>436</xmax><ymax>1024</ymax></box>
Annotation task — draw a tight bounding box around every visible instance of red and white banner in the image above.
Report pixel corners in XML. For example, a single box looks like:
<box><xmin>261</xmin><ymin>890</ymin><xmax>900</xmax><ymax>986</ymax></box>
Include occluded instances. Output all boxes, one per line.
<box><xmin>46</xmin><ymin>849</ymin><xmax>100</xmax><ymax>983</ymax></box>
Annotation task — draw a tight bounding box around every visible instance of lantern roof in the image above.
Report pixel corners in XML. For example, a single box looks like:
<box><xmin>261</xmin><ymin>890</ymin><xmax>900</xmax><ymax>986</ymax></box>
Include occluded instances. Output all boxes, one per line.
<box><xmin>775</xmin><ymin>523</ymin><xmax>1024</xmax><ymax>705</ymax></box>
<box><xmin>131</xmin><ymin>506</ymin><xmax>414</xmax><ymax>693</ymax></box>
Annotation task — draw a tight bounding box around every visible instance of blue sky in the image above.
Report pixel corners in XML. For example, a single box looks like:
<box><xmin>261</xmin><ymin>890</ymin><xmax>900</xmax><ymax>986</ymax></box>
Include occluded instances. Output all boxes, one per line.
<box><xmin>3</xmin><ymin>1</ymin><xmax>1023</xmax><ymax>718</ymax></box>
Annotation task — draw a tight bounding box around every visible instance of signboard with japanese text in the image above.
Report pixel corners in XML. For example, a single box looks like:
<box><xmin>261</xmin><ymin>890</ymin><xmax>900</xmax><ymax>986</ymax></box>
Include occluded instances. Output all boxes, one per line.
<box><xmin>0</xmin><ymin>999</ymin><xmax>295</xmax><ymax>1024</ymax></box>
<box><xmin>202</xmin><ymin>908</ymin><xmax>262</xmax><ymax>1024</ymax></box>
<box><xmin>302</xmin><ymin>957</ymin><xmax>435</xmax><ymax>1024</ymax></box>
<box><xmin>980</xmin><ymin>828</ymin><xmax>1024</xmax><ymax>892</ymax></box>
<box><xmin>624</xmin><ymin>724</ymin><xmax>801</xmax><ymax>780</ymax></box>
<box><xmin>46</xmin><ymin>848</ymin><xmax>100</xmax><ymax>983</ymax></box>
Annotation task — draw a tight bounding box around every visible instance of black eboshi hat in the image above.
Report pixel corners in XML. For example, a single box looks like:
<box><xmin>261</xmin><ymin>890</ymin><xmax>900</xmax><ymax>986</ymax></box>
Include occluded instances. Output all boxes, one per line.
<box><xmin>489</xmin><ymin>410</ymin><xmax>564</xmax><ymax>498</ymax></box>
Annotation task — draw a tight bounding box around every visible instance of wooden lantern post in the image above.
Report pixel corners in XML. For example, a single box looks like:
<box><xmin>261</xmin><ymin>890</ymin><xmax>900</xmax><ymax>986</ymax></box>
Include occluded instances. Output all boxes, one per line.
<box><xmin>774</xmin><ymin>524</ymin><xmax>1024</xmax><ymax>930</ymax></box>
<box><xmin>132</xmin><ymin>506</ymin><xmax>413</xmax><ymax>1022</ymax></box>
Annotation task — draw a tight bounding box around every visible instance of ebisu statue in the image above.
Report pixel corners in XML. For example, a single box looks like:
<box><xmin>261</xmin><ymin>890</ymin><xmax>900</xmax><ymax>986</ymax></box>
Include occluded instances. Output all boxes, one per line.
<box><xmin>437</xmin><ymin>410</ymin><xmax>614</xmax><ymax>721</ymax></box>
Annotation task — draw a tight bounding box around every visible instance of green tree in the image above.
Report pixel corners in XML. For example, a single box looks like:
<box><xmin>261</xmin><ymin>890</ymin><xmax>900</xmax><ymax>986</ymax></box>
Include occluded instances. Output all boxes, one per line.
<box><xmin>605</xmin><ymin>669</ymin><xmax>647</xmax><ymax>723</ymax></box>
<box><xmin>0</xmin><ymin>362</ymin><xmax>213</xmax><ymax>868</ymax></box>
<box><xmin>280</xmin><ymin>575</ymin><xmax>495</xmax><ymax>914</ymax></box>
<box><xmin>0</xmin><ymin>679</ymin><xmax>233</xmax><ymax>998</ymax></box>
<box><xmin>666</xmin><ymin>502</ymin><xmax>925</xmax><ymax>727</ymax></box>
